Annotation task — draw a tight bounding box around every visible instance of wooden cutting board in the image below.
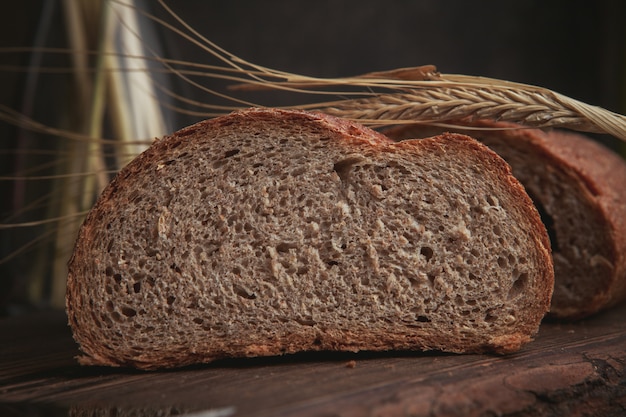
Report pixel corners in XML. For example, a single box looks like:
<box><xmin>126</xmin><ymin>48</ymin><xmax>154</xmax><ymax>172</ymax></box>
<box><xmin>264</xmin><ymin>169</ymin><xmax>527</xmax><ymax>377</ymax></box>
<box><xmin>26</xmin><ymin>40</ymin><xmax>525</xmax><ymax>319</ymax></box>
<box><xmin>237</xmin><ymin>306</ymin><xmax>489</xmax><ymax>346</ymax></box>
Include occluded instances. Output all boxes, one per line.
<box><xmin>1</xmin><ymin>303</ymin><xmax>625</xmax><ymax>417</ymax></box>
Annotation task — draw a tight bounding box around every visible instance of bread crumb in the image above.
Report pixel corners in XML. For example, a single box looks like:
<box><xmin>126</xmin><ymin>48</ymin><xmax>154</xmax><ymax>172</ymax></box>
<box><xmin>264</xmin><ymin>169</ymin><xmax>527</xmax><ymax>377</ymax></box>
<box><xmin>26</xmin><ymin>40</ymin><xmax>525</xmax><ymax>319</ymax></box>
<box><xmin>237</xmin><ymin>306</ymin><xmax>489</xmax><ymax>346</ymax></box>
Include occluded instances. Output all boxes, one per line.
<box><xmin>367</xmin><ymin>243</ymin><xmax>380</xmax><ymax>272</ymax></box>
<box><xmin>345</xmin><ymin>360</ymin><xmax>357</xmax><ymax>368</ymax></box>
<box><xmin>451</xmin><ymin>220</ymin><xmax>471</xmax><ymax>241</ymax></box>
<box><xmin>158</xmin><ymin>206</ymin><xmax>171</xmax><ymax>239</ymax></box>
<box><xmin>370</xmin><ymin>183</ymin><xmax>384</xmax><ymax>199</ymax></box>
<box><xmin>336</xmin><ymin>201</ymin><xmax>351</xmax><ymax>217</ymax></box>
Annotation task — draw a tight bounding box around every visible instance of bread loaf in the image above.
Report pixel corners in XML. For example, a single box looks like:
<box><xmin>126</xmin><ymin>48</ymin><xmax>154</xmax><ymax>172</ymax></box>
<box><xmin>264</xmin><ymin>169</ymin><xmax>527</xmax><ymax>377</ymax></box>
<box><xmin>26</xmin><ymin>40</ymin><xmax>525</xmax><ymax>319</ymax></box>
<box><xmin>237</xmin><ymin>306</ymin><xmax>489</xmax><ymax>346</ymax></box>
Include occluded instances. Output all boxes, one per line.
<box><xmin>66</xmin><ymin>108</ymin><xmax>553</xmax><ymax>369</ymax></box>
<box><xmin>385</xmin><ymin>120</ymin><xmax>626</xmax><ymax>319</ymax></box>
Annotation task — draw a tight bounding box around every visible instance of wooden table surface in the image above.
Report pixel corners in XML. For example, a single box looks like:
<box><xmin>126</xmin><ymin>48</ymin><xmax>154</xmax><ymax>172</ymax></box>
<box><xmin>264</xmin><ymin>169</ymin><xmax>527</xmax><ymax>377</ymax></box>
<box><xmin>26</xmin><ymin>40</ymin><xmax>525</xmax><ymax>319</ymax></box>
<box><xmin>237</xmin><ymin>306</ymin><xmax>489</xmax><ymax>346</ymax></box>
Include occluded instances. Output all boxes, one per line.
<box><xmin>0</xmin><ymin>303</ymin><xmax>625</xmax><ymax>417</ymax></box>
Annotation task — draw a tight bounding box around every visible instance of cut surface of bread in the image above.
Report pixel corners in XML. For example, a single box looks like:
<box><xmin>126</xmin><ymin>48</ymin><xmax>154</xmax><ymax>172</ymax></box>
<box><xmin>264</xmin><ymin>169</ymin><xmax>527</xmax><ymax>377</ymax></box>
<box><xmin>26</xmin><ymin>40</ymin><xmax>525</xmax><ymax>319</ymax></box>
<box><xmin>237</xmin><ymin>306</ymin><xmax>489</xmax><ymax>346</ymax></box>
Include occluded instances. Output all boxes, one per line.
<box><xmin>385</xmin><ymin>121</ymin><xmax>626</xmax><ymax>319</ymax></box>
<box><xmin>66</xmin><ymin>108</ymin><xmax>553</xmax><ymax>370</ymax></box>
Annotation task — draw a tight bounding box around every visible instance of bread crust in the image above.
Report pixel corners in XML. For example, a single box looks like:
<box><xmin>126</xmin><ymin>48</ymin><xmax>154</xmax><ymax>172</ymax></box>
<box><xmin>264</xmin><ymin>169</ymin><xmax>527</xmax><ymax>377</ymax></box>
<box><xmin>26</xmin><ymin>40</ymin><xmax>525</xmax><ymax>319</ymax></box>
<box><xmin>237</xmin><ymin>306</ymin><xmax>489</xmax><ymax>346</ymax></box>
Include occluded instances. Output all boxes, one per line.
<box><xmin>385</xmin><ymin>120</ymin><xmax>626</xmax><ymax>319</ymax></box>
<box><xmin>66</xmin><ymin>109</ymin><xmax>553</xmax><ymax>369</ymax></box>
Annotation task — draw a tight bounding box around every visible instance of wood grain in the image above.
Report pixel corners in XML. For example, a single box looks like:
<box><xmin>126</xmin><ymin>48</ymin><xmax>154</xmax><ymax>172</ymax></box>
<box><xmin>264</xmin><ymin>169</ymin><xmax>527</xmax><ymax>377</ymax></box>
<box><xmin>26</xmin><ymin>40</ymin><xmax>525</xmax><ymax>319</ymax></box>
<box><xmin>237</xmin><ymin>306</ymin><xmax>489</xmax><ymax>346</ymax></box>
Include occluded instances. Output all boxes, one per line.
<box><xmin>1</xmin><ymin>303</ymin><xmax>625</xmax><ymax>417</ymax></box>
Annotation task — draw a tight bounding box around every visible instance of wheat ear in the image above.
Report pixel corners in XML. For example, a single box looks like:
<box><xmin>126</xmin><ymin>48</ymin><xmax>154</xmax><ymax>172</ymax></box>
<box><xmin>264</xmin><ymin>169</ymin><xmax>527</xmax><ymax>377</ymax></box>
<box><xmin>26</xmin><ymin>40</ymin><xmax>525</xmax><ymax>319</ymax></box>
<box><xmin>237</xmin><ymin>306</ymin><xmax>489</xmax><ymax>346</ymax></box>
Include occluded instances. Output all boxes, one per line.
<box><xmin>295</xmin><ymin>74</ymin><xmax>626</xmax><ymax>142</ymax></box>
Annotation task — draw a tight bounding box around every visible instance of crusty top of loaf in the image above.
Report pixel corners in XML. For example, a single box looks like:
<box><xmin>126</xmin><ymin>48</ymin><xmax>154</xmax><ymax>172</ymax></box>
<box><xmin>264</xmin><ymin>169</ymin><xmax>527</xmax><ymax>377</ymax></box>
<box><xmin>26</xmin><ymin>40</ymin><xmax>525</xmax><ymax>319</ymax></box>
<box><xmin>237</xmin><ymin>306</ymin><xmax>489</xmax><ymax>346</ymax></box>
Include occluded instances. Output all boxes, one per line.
<box><xmin>66</xmin><ymin>108</ymin><xmax>553</xmax><ymax>369</ymax></box>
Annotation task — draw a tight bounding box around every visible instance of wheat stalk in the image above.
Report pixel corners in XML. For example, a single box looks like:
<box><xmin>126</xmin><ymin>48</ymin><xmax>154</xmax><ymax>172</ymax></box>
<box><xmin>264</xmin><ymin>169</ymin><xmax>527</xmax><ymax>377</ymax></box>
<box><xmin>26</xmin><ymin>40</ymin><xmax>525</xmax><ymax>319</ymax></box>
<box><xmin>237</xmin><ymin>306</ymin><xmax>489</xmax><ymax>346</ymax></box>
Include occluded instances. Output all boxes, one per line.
<box><xmin>309</xmin><ymin>77</ymin><xmax>626</xmax><ymax>141</ymax></box>
<box><xmin>218</xmin><ymin>60</ymin><xmax>626</xmax><ymax>142</ymax></box>
<box><xmin>226</xmin><ymin>65</ymin><xmax>626</xmax><ymax>141</ymax></box>
<box><xmin>0</xmin><ymin>0</ymin><xmax>171</xmax><ymax>309</ymax></box>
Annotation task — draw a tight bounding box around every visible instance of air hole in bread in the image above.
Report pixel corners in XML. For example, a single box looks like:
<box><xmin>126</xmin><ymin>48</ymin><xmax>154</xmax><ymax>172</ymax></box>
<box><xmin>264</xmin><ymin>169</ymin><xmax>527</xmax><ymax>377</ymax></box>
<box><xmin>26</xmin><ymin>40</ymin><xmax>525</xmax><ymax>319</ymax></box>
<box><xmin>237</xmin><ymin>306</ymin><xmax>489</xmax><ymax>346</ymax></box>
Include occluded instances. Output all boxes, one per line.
<box><xmin>224</xmin><ymin>149</ymin><xmax>240</xmax><ymax>158</ymax></box>
<box><xmin>167</xmin><ymin>296</ymin><xmax>176</xmax><ymax>305</ymax></box>
<box><xmin>416</xmin><ymin>315</ymin><xmax>431</xmax><ymax>323</ymax></box>
<box><xmin>133</xmin><ymin>282</ymin><xmax>141</xmax><ymax>293</ymax></box>
<box><xmin>486</xmin><ymin>195</ymin><xmax>499</xmax><ymax>207</ymax></box>
<box><xmin>121</xmin><ymin>307</ymin><xmax>137</xmax><ymax>317</ymax></box>
<box><xmin>333</xmin><ymin>156</ymin><xmax>364</xmax><ymax>183</ymax></box>
<box><xmin>509</xmin><ymin>272</ymin><xmax>529</xmax><ymax>299</ymax></box>
<box><xmin>497</xmin><ymin>256</ymin><xmax>508</xmax><ymax>268</ymax></box>
<box><xmin>484</xmin><ymin>309</ymin><xmax>497</xmax><ymax>323</ymax></box>
<box><xmin>427</xmin><ymin>273</ymin><xmax>436</xmax><ymax>287</ymax></box>
<box><xmin>233</xmin><ymin>284</ymin><xmax>256</xmax><ymax>300</ymax></box>
<box><xmin>113</xmin><ymin>274</ymin><xmax>122</xmax><ymax>284</ymax></box>
<box><xmin>90</xmin><ymin>312</ymin><xmax>102</xmax><ymax>328</ymax></box>
<box><xmin>100</xmin><ymin>313</ymin><xmax>112</xmax><ymax>326</ymax></box>
<box><xmin>276</xmin><ymin>242</ymin><xmax>298</xmax><ymax>253</ymax></box>
<box><xmin>407</xmin><ymin>276</ymin><xmax>422</xmax><ymax>288</ymax></box>
<box><xmin>212</xmin><ymin>159</ymin><xmax>228</xmax><ymax>169</ymax></box>
<box><xmin>420</xmin><ymin>246</ymin><xmax>434</xmax><ymax>261</ymax></box>
<box><xmin>291</xmin><ymin>166</ymin><xmax>306</xmax><ymax>176</ymax></box>
<box><xmin>161</xmin><ymin>159</ymin><xmax>176</xmax><ymax>167</ymax></box>
<box><xmin>295</xmin><ymin>317</ymin><xmax>316</xmax><ymax>326</ymax></box>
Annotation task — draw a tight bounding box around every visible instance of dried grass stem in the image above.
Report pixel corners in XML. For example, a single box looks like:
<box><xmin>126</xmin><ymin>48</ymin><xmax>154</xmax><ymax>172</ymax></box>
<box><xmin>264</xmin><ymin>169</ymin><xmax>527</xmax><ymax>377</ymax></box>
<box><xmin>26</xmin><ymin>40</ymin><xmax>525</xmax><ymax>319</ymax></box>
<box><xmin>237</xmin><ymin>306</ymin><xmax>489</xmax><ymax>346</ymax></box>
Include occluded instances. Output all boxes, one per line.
<box><xmin>316</xmin><ymin>84</ymin><xmax>626</xmax><ymax>141</ymax></box>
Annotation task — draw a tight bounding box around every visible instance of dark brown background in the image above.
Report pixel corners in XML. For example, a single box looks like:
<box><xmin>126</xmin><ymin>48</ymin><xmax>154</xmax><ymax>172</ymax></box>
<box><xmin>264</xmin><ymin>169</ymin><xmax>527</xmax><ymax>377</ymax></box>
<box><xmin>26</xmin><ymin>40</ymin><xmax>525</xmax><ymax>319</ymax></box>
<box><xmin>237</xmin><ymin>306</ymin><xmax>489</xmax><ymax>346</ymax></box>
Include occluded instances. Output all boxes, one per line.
<box><xmin>0</xmin><ymin>0</ymin><xmax>625</xmax><ymax>313</ymax></box>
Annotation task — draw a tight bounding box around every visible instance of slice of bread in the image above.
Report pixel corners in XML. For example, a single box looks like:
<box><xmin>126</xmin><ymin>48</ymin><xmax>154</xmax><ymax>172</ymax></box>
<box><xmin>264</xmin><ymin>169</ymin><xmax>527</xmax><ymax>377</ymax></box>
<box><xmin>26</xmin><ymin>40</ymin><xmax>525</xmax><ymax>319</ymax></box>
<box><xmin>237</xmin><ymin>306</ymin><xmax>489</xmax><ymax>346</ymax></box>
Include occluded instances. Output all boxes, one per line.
<box><xmin>386</xmin><ymin>121</ymin><xmax>626</xmax><ymax>319</ymax></box>
<box><xmin>66</xmin><ymin>108</ymin><xmax>553</xmax><ymax>369</ymax></box>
